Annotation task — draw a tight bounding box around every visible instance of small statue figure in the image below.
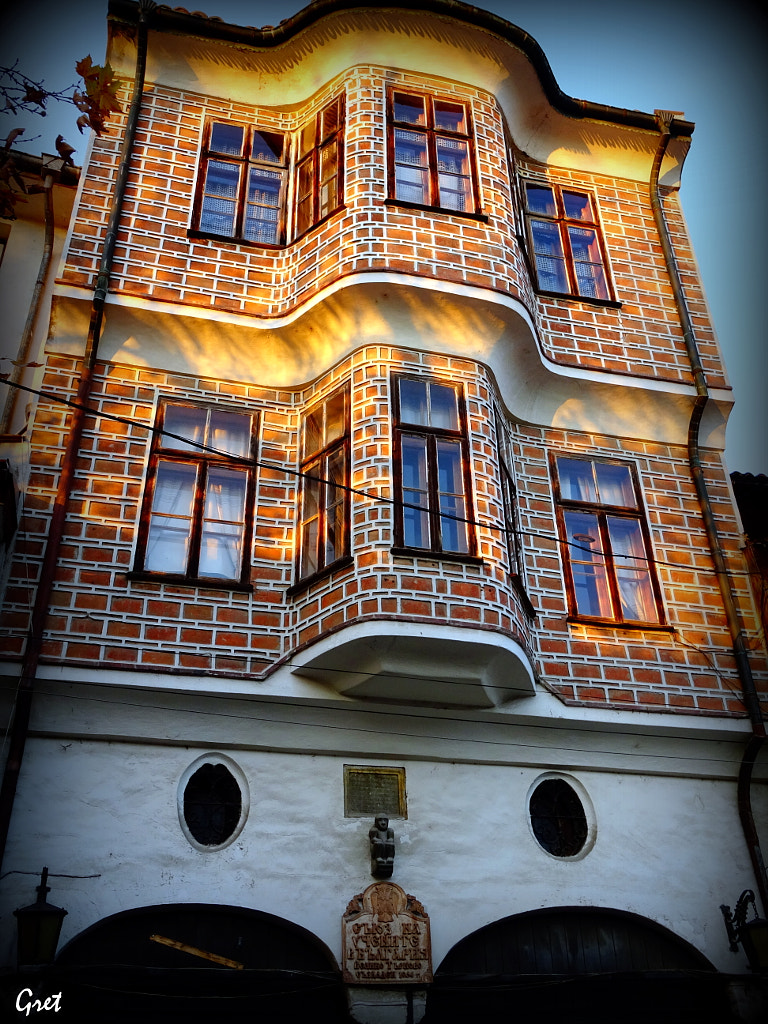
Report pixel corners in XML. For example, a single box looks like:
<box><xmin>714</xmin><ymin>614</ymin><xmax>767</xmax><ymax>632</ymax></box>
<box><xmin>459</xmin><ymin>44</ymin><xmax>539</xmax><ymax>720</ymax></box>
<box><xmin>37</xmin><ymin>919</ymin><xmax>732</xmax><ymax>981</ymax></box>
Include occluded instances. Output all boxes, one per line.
<box><xmin>369</xmin><ymin>814</ymin><xmax>395</xmax><ymax>878</ymax></box>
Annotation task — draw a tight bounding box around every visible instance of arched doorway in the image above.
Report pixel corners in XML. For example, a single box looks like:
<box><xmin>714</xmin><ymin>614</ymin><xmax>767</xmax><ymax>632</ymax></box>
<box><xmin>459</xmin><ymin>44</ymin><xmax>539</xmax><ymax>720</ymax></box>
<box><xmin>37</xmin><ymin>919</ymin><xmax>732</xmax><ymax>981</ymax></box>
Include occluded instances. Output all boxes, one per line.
<box><xmin>426</xmin><ymin>906</ymin><xmax>731</xmax><ymax>1024</ymax></box>
<box><xmin>51</xmin><ymin>903</ymin><xmax>349</xmax><ymax>1023</ymax></box>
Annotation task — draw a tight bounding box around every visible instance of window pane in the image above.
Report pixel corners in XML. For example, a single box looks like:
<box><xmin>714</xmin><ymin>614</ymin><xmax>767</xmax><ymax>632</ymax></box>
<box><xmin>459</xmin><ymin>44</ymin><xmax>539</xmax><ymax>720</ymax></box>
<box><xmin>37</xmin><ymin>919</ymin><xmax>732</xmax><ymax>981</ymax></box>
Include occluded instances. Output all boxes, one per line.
<box><xmin>557</xmin><ymin>458</ymin><xmax>597</xmax><ymax>503</ymax></box>
<box><xmin>434</xmin><ymin>100</ymin><xmax>466</xmax><ymax>133</ymax></box>
<box><xmin>399</xmin><ymin>379</ymin><xmax>429</xmax><ymax>425</ymax></box>
<box><xmin>530</xmin><ymin>779</ymin><xmax>588</xmax><ymax>857</ymax></box>
<box><xmin>244</xmin><ymin>207</ymin><xmax>279</xmax><ymax>245</ymax></box>
<box><xmin>436</xmin><ymin>137</ymin><xmax>468</xmax><ymax>175</ymax></box>
<box><xmin>298</xmin><ymin>118</ymin><xmax>316</xmax><ymax>159</ymax></box>
<box><xmin>393</xmin><ymin>93</ymin><xmax>426</xmax><ymax>125</ymax></box>
<box><xmin>296</xmin><ymin>195</ymin><xmax>313</xmax><ymax>237</ymax></box>
<box><xmin>429</xmin><ymin>383</ymin><xmax>459</xmax><ymax>429</ymax></box>
<box><xmin>595</xmin><ymin>463</ymin><xmax>635</xmax><ymax>507</ymax></box>
<box><xmin>209</xmin><ymin>123</ymin><xmax>244</xmax><ymax>156</ymax></box>
<box><xmin>607</xmin><ymin>517</ymin><xmax>658</xmax><ymax>622</ymax></box>
<box><xmin>251</xmin><ymin>130</ymin><xmax>284</xmax><ymax>164</ymax></box>
<box><xmin>247</xmin><ymin>168</ymin><xmax>281</xmax><ymax>207</ymax></box>
<box><xmin>526</xmin><ymin>184</ymin><xmax>556</xmax><ymax>216</ymax></box>
<box><xmin>325</xmin><ymin>390</ymin><xmax>346</xmax><ymax>444</ymax></box>
<box><xmin>319</xmin><ymin>141</ymin><xmax>339</xmax><ymax>218</ymax></box>
<box><xmin>301</xmin><ymin>517</ymin><xmax>319</xmax><ymax>577</ymax></box>
<box><xmin>162</xmin><ymin>406</ymin><xmax>207</xmax><ymax>451</ymax></box>
<box><xmin>304</xmin><ymin>407</ymin><xmax>323</xmax><ymax>457</ymax></box>
<box><xmin>200</xmin><ymin>196</ymin><xmax>237</xmax><ymax>236</ymax></box>
<box><xmin>395</xmin><ymin>130</ymin><xmax>429</xmax><ymax>205</ymax></box>
<box><xmin>145</xmin><ymin>462</ymin><xmax>197</xmax><ymax>573</ymax></box>
<box><xmin>437</xmin><ymin>440</ymin><xmax>463</xmax><ymax>494</ymax></box>
<box><xmin>184</xmin><ymin>763</ymin><xmax>242</xmax><ymax>847</ymax></box>
<box><xmin>325</xmin><ymin>449</ymin><xmax>346</xmax><ymax>564</ymax></box>
<box><xmin>297</xmin><ymin>156</ymin><xmax>314</xmax><ymax>200</ymax></box>
<box><xmin>302</xmin><ymin>470</ymin><xmax>320</xmax><ymax>520</ymax></box>
<box><xmin>437</xmin><ymin>137</ymin><xmax>470</xmax><ymax>210</ymax></box>
<box><xmin>437</xmin><ymin>441</ymin><xmax>467</xmax><ymax>553</ymax></box>
<box><xmin>199</xmin><ymin>468</ymin><xmax>247</xmax><ymax>578</ymax></box>
<box><xmin>564</xmin><ymin>510</ymin><xmax>613</xmax><ymax>618</ymax></box>
<box><xmin>531</xmin><ymin>220</ymin><xmax>568</xmax><ymax>292</ymax></box>
<box><xmin>321</xmin><ymin>98</ymin><xmax>341</xmax><ymax>139</ymax></box>
<box><xmin>438</xmin><ymin>173</ymin><xmax>470</xmax><ymax>212</ymax></box>
<box><xmin>320</xmin><ymin>140</ymin><xmax>338</xmax><ymax>182</ymax></box>
<box><xmin>563</xmin><ymin>191</ymin><xmax>595</xmax><ymax>222</ymax></box>
<box><xmin>319</xmin><ymin>178</ymin><xmax>337</xmax><ymax>219</ymax></box>
<box><xmin>209</xmin><ymin>410</ymin><xmax>251</xmax><ymax>457</ymax></box>
<box><xmin>574</xmin><ymin>261</ymin><xmax>609</xmax><ymax>300</ymax></box>
<box><xmin>567</xmin><ymin>226</ymin><xmax>601</xmax><ymax>262</ymax></box>
<box><xmin>401</xmin><ymin>436</ymin><xmax>429</xmax><ymax>548</ymax></box>
<box><xmin>205</xmin><ymin>159</ymin><xmax>240</xmax><ymax>199</ymax></box>
<box><xmin>203</xmin><ymin>467</ymin><xmax>247</xmax><ymax>523</ymax></box>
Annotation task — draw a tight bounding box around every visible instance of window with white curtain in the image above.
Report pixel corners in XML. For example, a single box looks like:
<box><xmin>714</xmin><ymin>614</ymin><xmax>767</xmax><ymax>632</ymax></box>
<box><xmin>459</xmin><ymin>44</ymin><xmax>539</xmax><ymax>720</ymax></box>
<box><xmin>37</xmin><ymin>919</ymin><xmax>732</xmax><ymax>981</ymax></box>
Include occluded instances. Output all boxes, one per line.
<box><xmin>392</xmin><ymin>375</ymin><xmax>476</xmax><ymax>558</ymax></box>
<box><xmin>552</xmin><ymin>455</ymin><xmax>662</xmax><ymax>624</ymax></box>
<box><xmin>134</xmin><ymin>401</ymin><xmax>257</xmax><ymax>586</ymax></box>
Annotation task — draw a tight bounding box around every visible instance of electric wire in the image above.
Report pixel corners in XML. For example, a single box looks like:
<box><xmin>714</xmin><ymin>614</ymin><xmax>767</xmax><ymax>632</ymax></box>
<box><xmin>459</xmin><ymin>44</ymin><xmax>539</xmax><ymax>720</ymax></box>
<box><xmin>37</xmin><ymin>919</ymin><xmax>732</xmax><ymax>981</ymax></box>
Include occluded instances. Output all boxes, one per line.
<box><xmin>12</xmin><ymin>681</ymin><xmax>762</xmax><ymax>767</ymax></box>
<box><xmin>0</xmin><ymin>376</ymin><xmax>760</xmax><ymax>579</ymax></box>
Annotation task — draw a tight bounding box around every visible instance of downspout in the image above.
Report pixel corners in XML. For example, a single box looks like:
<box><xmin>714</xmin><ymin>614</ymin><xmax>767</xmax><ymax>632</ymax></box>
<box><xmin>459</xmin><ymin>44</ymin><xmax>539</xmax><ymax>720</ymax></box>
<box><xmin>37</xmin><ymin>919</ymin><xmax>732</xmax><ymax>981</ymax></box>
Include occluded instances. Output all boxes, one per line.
<box><xmin>0</xmin><ymin>0</ymin><xmax>157</xmax><ymax>872</ymax></box>
<box><xmin>0</xmin><ymin>164</ymin><xmax>59</xmax><ymax>435</ymax></box>
<box><xmin>650</xmin><ymin>112</ymin><xmax>767</xmax><ymax>912</ymax></box>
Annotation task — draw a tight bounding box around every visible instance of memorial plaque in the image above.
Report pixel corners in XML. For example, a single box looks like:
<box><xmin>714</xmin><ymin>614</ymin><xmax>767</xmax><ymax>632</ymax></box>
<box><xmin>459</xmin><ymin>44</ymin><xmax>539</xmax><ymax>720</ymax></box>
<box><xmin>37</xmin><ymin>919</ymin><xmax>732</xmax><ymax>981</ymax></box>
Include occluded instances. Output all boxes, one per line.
<box><xmin>344</xmin><ymin>766</ymin><xmax>406</xmax><ymax>817</ymax></box>
<box><xmin>342</xmin><ymin>882</ymin><xmax>432</xmax><ymax>984</ymax></box>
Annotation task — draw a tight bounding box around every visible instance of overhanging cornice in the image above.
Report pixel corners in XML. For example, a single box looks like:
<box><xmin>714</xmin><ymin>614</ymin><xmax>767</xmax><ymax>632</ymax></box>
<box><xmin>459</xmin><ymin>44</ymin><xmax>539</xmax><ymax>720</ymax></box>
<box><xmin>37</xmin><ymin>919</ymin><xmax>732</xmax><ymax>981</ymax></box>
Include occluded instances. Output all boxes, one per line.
<box><xmin>107</xmin><ymin>0</ymin><xmax>694</xmax><ymax>137</ymax></box>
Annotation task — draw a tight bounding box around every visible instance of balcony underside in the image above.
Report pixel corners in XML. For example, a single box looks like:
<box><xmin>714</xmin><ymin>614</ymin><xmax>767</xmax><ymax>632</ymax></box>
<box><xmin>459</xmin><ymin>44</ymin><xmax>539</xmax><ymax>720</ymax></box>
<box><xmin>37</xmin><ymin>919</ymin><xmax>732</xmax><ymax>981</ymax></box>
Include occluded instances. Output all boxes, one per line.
<box><xmin>291</xmin><ymin>621</ymin><xmax>536</xmax><ymax>708</ymax></box>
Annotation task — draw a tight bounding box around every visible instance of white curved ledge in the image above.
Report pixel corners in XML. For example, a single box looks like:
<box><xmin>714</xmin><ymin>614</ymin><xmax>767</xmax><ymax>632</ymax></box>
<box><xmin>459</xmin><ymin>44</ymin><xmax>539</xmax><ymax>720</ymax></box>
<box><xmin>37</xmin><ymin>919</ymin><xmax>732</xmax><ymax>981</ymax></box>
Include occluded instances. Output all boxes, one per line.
<box><xmin>290</xmin><ymin>620</ymin><xmax>536</xmax><ymax>708</ymax></box>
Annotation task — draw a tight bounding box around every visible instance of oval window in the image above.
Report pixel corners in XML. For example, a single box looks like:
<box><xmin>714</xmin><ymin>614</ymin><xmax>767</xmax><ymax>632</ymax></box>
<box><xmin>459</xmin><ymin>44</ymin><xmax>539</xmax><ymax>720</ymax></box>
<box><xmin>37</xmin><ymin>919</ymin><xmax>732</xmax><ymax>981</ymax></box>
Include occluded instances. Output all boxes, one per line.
<box><xmin>183</xmin><ymin>762</ymin><xmax>242</xmax><ymax>848</ymax></box>
<box><xmin>529</xmin><ymin>778</ymin><xmax>588</xmax><ymax>857</ymax></box>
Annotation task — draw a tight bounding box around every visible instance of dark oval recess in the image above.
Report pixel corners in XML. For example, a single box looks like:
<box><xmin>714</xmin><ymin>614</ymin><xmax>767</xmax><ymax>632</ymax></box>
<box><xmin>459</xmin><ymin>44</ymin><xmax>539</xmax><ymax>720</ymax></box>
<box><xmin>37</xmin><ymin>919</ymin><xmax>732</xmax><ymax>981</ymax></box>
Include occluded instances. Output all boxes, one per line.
<box><xmin>184</xmin><ymin>762</ymin><xmax>242</xmax><ymax>847</ymax></box>
<box><xmin>530</xmin><ymin>778</ymin><xmax>588</xmax><ymax>857</ymax></box>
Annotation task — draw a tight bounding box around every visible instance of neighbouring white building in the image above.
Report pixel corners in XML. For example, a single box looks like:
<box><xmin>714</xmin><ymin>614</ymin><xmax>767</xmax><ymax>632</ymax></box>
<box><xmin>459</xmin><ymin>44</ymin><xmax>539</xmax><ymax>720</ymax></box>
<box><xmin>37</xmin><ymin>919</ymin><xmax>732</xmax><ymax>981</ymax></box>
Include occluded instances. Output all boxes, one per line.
<box><xmin>0</xmin><ymin>2</ymin><xmax>766</xmax><ymax>1021</ymax></box>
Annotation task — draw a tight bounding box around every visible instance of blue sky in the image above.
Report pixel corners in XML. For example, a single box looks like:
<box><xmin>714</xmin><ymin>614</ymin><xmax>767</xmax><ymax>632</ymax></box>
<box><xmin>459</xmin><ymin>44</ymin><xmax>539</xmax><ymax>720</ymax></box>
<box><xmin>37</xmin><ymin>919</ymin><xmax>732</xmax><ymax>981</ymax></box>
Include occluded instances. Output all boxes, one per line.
<box><xmin>2</xmin><ymin>0</ymin><xmax>766</xmax><ymax>473</ymax></box>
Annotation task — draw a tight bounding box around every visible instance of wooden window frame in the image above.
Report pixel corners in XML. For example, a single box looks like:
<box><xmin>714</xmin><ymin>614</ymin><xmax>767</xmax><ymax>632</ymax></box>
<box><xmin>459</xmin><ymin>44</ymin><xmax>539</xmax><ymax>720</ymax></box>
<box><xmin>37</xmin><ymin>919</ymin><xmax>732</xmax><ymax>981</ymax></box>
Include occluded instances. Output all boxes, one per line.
<box><xmin>190</xmin><ymin>121</ymin><xmax>289</xmax><ymax>247</ymax></box>
<box><xmin>386</xmin><ymin>88</ymin><xmax>482</xmax><ymax>218</ymax></box>
<box><xmin>495</xmin><ymin>410</ymin><xmax>524</xmax><ymax>580</ymax></box>
<box><xmin>294</xmin><ymin>95</ymin><xmax>345</xmax><ymax>240</ymax></box>
<box><xmin>391</xmin><ymin>374</ymin><xmax>477</xmax><ymax>560</ymax></box>
<box><xmin>294</xmin><ymin>383</ymin><xmax>351</xmax><ymax>586</ymax></box>
<box><xmin>131</xmin><ymin>400</ymin><xmax>257</xmax><ymax>590</ymax></box>
<box><xmin>524</xmin><ymin>181</ymin><xmax>616</xmax><ymax>303</ymax></box>
<box><xmin>551</xmin><ymin>454</ymin><xmax>665</xmax><ymax>626</ymax></box>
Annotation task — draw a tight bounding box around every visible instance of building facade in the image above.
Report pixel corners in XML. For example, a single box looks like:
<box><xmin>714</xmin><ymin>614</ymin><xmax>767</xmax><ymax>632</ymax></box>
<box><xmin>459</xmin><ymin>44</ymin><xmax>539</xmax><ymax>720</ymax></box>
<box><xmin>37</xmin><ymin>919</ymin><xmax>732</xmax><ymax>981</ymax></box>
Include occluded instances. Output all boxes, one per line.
<box><xmin>0</xmin><ymin>1</ymin><xmax>766</xmax><ymax>1020</ymax></box>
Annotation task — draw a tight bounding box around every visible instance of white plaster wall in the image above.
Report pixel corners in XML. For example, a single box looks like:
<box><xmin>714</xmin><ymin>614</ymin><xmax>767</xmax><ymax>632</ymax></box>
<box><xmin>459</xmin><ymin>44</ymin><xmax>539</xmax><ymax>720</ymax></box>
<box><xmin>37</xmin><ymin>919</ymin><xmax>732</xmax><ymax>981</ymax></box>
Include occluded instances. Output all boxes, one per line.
<box><xmin>0</xmin><ymin>734</ymin><xmax>756</xmax><ymax>975</ymax></box>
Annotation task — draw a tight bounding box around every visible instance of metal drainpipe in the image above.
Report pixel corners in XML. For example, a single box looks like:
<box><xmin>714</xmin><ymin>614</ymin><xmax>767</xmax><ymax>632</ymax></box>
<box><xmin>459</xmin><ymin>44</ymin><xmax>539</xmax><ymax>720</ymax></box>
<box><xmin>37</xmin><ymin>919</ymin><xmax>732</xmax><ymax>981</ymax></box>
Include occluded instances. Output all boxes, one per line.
<box><xmin>0</xmin><ymin>168</ymin><xmax>58</xmax><ymax>435</ymax></box>
<box><xmin>0</xmin><ymin>0</ymin><xmax>157</xmax><ymax>872</ymax></box>
<box><xmin>650</xmin><ymin>113</ymin><xmax>767</xmax><ymax>912</ymax></box>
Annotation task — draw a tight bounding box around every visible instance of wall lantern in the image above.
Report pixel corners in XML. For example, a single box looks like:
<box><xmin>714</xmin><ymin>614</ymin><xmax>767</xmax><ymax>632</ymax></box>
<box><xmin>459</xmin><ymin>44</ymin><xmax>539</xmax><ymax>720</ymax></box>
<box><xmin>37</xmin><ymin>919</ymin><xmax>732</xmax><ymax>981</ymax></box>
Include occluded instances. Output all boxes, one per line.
<box><xmin>721</xmin><ymin>889</ymin><xmax>768</xmax><ymax>973</ymax></box>
<box><xmin>13</xmin><ymin>867</ymin><xmax>68</xmax><ymax>966</ymax></box>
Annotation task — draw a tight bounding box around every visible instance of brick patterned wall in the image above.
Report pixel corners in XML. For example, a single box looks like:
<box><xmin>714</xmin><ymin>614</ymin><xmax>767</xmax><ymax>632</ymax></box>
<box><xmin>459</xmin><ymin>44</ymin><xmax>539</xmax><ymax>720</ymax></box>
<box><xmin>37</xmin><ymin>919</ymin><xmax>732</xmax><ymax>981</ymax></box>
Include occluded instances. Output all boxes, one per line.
<box><xmin>2</xmin><ymin>350</ymin><xmax>764</xmax><ymax>716</ymax></box>
<box><xmin>59</xmin><ymin>65</ymin><xmax>722</xmax><ymax>392</ymax></box>
<box><xmin>515</xmin><ymin>161</ymin><xmax>725</xmax><ymax>388</ymax></box>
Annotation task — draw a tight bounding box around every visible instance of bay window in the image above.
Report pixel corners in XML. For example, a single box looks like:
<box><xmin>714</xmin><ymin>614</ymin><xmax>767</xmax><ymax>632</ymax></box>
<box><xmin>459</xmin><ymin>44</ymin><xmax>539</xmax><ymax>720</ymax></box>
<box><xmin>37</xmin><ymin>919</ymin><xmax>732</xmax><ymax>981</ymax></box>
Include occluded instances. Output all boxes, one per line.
<box><xmin>388</xmin><ymin>90</ymin><xmax>478</xmax><ymax>215</ymax></box>
<box><xmin>553</xmin><ymin>455</ymin><xmax>662</xmax><ymax>624</ymax></box>
<box><xmin>192</xmin><ymin>96</ymin><xmax>344</xmax><ymax>246</ymax></box>
<box><xmin>525</xmin><ymin>183</ymin><xmax>612</xmax><ymax>301</ymax></box>
<box><xmin>297</xmin><ymin>384</ymin><xmax>350</xmax><ymax>581</ymax></box>
<box><xmin>134</xmin><ymin>401</ymin><xmax>256</xmax><ymax>587</ymax></box>
<box><xmin>393</xmin><ymin>376</ymin><xmax>475</xmax><ymax>557</ymax></box>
